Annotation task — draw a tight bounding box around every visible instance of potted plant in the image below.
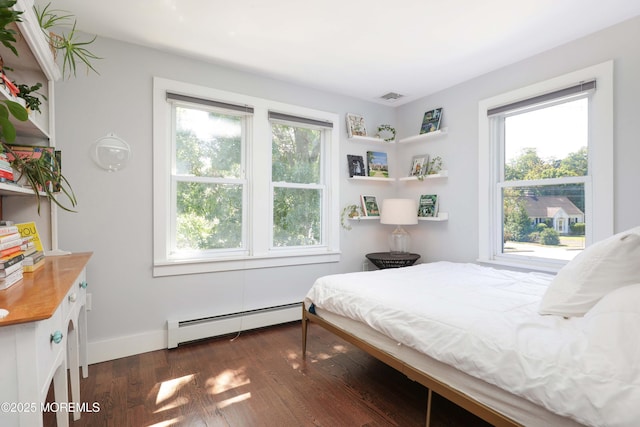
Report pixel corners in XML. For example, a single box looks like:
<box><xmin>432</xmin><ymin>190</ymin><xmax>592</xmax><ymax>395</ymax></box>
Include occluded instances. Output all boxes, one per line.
<box><xmin>340</xmin><ymin>204</ymin><xmax>364</xmax><ymax>230</ymax></box>
<box><xmin>33</xmin><ymin>2</ymin><xmax>101</xmax><ymax>79</ymax></box>
<box><xmin>14</xmin><ymin>81</ymin><xmax>46</xmax><ymax>113</ymax></box>
<box><xmin>2</xmin><ymin>142</ymin><xmax>77</xmax><ymax>213</ymax></box>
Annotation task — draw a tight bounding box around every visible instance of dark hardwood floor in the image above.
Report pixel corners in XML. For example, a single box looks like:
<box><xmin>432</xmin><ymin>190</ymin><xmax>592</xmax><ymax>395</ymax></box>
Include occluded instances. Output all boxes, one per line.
<box><xmin>46</xmin><ymin>321</ymin><xmax>491</xmax><ymax>426</ymax></box>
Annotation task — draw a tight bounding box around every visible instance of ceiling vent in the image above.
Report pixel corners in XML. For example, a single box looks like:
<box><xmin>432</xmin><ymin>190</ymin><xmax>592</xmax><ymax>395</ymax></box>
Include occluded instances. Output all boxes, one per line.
<box><xmin>380</xmin><ymin>92</ymin><xmax>404</xmax><ymax>102</ymax></box>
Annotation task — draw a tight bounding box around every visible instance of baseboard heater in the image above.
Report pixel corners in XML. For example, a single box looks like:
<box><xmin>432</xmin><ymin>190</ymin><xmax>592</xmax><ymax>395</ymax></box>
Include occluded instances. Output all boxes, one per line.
<box><xmin>167</xmin><ymin>302</ymin><xmax>302</xmax><ymax>348</ymax></box>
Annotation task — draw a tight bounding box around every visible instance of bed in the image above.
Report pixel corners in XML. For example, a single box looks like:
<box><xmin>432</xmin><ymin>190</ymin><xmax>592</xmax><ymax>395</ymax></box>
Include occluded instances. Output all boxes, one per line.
<box><xmin>302</xmin><ymin>227</ymin><xmax>640</xmax><ymax>427</ymax></box>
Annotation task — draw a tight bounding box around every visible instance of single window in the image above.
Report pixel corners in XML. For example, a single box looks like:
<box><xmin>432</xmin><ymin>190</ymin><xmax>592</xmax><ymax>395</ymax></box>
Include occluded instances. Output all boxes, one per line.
<box><xmin>478</xmin><ymin>62</ymin><xmax>613</xmax><ymax>271</ymax></box>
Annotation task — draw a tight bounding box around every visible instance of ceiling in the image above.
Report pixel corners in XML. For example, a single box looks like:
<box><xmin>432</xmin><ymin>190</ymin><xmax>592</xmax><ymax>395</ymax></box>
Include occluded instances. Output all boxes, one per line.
<box><xmin>37</xmin><ymin>0</ymin><xmax>640</xmax><ymax>106</ymax></box>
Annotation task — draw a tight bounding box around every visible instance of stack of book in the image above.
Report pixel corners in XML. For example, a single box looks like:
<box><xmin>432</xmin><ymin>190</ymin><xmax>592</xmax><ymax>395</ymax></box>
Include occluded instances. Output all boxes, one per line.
<box><xmin>0</xmin><ymin>151</ymin><xmax>14</xmax><ymax>183</ymax></box>
<box><xmin>0</xmin><ymin>224</ymin><xmax>24</xmax><ymax>290</ymax></box>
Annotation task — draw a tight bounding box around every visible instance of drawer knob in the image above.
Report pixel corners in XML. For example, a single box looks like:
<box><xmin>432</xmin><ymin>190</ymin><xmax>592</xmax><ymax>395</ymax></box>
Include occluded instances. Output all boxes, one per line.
<box><xmin>68</xmin><ymin>293</ymin><xmax>77</xmax><ymax>302</ymax></box>
<box><xmin>79</xmin><ymin>281</ymin><xmax>88</xmax><ymax>289</ymax></box>
<box><xmin>50</xmin><ymin>331</ymin><xmax>63</xmax><ymax>344</ymax></box>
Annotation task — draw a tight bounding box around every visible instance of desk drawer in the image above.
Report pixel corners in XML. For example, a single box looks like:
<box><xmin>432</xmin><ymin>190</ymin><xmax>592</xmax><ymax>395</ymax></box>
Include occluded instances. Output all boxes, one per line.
<box><xmin>61</xmin><ymin>269</ymin><xmax>87</xmax><ymax>322</ymax></box>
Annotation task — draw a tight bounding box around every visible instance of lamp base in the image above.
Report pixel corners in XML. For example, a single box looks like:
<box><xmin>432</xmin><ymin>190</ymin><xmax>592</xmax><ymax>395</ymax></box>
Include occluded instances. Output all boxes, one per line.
<box><xmin>389</xmin><ymin>225</ymin><xmax>410</xmax><ymax>254</ymax></box>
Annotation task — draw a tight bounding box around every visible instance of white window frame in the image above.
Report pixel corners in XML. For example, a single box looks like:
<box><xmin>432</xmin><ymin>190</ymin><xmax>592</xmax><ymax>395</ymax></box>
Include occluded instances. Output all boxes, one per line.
<box><xmin>153</xmin><ymin>77</ymin><xmax>340</xmax><ymax>276</ymax></box>
<box><xmin>478</xmin><ymin>61</ymin><xmax>614</xmax><ymax>272</ymax></box>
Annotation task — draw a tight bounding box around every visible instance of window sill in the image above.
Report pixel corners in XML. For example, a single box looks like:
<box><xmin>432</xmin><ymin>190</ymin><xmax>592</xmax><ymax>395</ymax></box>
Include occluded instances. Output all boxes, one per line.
<box><xmin>476</xmin><ymin>256</ymin><xmax>566</xmax><ymax>274</ymax></box>
<box><xmin>153</xmin><ymin>250</ymin><xmax>341</xmax><ymax>277</ymax></box>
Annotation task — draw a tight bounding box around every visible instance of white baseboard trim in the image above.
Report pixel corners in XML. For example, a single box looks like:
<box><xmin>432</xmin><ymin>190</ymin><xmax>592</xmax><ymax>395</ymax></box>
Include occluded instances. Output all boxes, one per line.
<box><xmin>88</xmin><ymin>330</ymin><xmax>166</xmax><ymax>364</ymax></box>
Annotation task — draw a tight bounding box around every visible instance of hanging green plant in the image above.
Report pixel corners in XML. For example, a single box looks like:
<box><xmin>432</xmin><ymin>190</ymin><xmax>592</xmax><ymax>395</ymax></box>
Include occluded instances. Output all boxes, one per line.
<box><xmin>340</xmin><ymin>204</ymin><xmax>364</xmax><ymax>230</ymax></box>
<box><xmin>34</xmin><ymin>2</ymin><xmax>101</xmax><ymax>79</ymax></box>
<box><xmin>2</xmin><ymin>143</ymin><xmax>77</xmax><ymax>213</ymax></box>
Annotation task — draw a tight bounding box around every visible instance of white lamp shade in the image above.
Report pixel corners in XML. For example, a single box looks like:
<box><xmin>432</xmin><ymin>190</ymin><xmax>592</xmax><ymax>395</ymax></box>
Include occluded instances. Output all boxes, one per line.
<box><xmin>380</xmin><ymin>199</ymin><xmax>418</xmax><ymax>225</ymax></box>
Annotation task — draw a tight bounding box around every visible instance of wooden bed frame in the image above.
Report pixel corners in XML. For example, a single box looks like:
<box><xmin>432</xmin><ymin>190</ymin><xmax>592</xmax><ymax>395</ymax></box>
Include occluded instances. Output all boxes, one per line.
<box><xmin>301</xmin><ymin>303</ymin><xmax>523</xmax><ymax>427</ymax></box>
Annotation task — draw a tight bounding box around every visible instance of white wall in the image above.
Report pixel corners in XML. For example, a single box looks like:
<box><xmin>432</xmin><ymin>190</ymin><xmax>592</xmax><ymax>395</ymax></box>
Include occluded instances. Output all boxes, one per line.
<box><xmin>54</xmin><ymin>15</ymin><xmax>640</xmax><ymax>362</ymax></box>
<box><xmin>53</xmin><ymin>38</ymin><xmax>396</xmax><ymax>362</ymax></box>
<box><xmin>395</xmin><ymin>15</ymin><xmax>640</xmax><ymax>264</ymax></box>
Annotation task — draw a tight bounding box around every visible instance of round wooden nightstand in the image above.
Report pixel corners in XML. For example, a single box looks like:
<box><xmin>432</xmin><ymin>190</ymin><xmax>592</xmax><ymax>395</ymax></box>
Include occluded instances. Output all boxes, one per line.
<box><xmin>366</xmin><ymin>252</ymin><xmax>421</xmax><ymax>269</ymax></box>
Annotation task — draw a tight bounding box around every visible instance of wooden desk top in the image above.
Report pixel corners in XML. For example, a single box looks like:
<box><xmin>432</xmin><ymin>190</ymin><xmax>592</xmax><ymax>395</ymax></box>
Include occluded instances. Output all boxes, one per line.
<box><xmin>0</xmin><ymin>252</ymin><xmax>93</xmax><ymax>327</ymax></box>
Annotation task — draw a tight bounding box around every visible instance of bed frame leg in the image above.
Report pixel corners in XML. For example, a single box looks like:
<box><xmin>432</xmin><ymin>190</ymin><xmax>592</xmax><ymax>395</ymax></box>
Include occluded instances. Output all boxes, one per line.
<box><xmin>425</xmin><ymin>388</ymin><xmax>432</xmax><ymax>427</ymax></box>
<box><xmin>302</xmin><ymin>304</ymin><xmax>308</xmax><ymax>359</ymax></box>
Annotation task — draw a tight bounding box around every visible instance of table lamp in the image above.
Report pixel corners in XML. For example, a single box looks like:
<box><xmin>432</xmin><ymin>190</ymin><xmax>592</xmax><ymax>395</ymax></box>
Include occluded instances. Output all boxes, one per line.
<box><xmin>380</xmin><ymin>198</ymin><xmax>418</xmax><ymax>254</ymax></box>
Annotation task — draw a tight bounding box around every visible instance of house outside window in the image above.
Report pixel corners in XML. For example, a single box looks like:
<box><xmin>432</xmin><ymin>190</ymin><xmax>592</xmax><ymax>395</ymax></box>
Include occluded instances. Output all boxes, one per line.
<box><xmin>478</xmin><ymin>62</ymin><xmax>613</xmax><ymax>272</ymax></box>
<box><xmin>153</xmin><ymin>78</ymin><xmax>340</xmax><ymax>276</ymax></box>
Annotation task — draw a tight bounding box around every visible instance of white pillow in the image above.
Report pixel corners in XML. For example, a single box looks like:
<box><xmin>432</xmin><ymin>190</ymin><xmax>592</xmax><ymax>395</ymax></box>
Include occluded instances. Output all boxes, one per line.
<box><xmin>538</xmin><ymin>226</ymin><xmax>640</xmax><ymax>317</ymax></box>
<box><xmin>580</xmin><ymin>283</ymin><xmax>640</xmax><ymax>366</ymax></box>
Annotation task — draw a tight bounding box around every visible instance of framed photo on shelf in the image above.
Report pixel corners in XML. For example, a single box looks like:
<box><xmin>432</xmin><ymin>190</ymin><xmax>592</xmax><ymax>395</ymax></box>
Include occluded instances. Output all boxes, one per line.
<box><xmin>420</xmin><ymin>108</ymin><xmax>443</xmax><ymax>134</ymax></box>
<box><xmin>346</xmin><ymin>113</ymin><xmax>367</xmax><ymax>138</ymax></box>
<box><xmin>366</xmin><ymin>151</ymin><xmax>388</xmax><ymax>178</ymax></box>
<box><xmin>418</xmin><ymin>194</ymin><xmax>439</xmax><ymax>218</ymax></box>
<box><xmin>360</xmin><ymin>195</ymin><xmax>380</xmax><ymax>217</ymax></box>
<box><xmin>347</xmin><ymin>154</ymin><xmax>366</xmax><ymax>177</ymax></box>
<box><xmin>410</xmin><ymin>154</ymin><xmax>430</xmax><ymax>177</ymax></box>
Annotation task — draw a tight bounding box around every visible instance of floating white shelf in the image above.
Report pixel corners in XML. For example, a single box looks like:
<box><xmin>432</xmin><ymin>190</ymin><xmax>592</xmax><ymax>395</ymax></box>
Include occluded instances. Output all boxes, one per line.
<box><xmin>418</xmin><ymin>212</ymin><xmax>449</xmax><ymax>222</ymax></box>
<box><xmin>348</xmin><ymin>135</ymin><xmax>394</xmax><ymax>144</ymax></box>
<box><xmin>349</xmin><ymin>176</ymin><xmax>394</xmax><ymax>182</ymax></box>
<box><xmin>398</xmin><ymin>128</ymin><xmax>448</xmax><ymax>144</ymax></box>
<box><xmin>398</xmin><ymin>170</ymin><xmax>449</xmax><ymax>181</ymax></box>
<box><xmin>0</xmin><ymin>181</ymin><xmax>42</xmax><ymax>197</ymax></box>
<box><xmin>349</xmin><ymin>216</ymin><xmax>379</xmax><ymax>221</ymax></box>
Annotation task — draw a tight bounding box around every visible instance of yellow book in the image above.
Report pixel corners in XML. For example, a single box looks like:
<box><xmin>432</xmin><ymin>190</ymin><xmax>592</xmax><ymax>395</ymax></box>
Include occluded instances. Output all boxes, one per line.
<box><xmin>16</xmin><ymin>222</ymin><xmax>43</xmax><ymax>252</ymax></box>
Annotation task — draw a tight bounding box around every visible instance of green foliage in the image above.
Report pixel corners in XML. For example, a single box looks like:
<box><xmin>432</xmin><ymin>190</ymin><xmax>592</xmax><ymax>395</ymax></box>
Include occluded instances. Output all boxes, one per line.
<box><xmin>2</xmin><ymin>143</ymin><xmax>77</xmax><ymax>213</ymax></box>
<box><xmin>34</xmin><ymin>2</ymin><xmax>101</xmax><ymax>79</ymax></box>
<box><xmin>0</xmin><ymin>0</ymin><xmax>21</xmax><ymax>56</ymax></box>
<box><xmin>539</xmin><ymin>227</ymin><xmax>560</xmax><ymax>245</ymax></box>
<box><xmin>503</xmin><ymin>194</ymin><xmax>531</xmax><ymax>242</ymax></box>
<box><xmin>570</xmin><ymin>222</ymin><xmax>585</xmax><ymax>236</ymax></box>
<box><xmin>340</xmin><ymin>204</ymin><xmax>363</xmax><ymax>230</ymax></box>
<box><xmin>15</xmin><ymin>81</ymin><xmax>46</xmax><ymax>113</ymax></box>
<box><xmin>0</xmin><ymin>99</ymin><xmax>27</xmax><ymax>142</ymax></box>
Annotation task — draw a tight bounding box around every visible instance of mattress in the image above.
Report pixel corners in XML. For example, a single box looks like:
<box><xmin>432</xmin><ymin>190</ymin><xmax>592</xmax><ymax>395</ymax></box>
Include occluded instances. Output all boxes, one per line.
<box><xmin>304</xmin><ymin>261</ymin><xmax>639</xmax><ymax>427</ymax></box>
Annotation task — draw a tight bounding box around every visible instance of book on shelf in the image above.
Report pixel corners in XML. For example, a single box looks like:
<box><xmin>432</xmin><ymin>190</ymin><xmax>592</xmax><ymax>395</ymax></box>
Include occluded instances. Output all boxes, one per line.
<box><xmin>420</xmin><ymin>108</ymin><xmax>443</xmax><ymax>134</ymax></box>
<box><xmin>0</xmin><ymin>268</ymin><xmax>23</xmax><ymax>290</ymax></box>
<box><xmin>346</xmin><ymin>113</ymin><xmax>367</xmax><ymax>138</ymax></box>
<box><xmin>360</xmin><ymin>195</ymin><xmax>380</xmax><ymax>217</ymax></box>
<box><xmin>16</xmin><ymin>222</ymin><xmax>44</xmax><ymax>252</ymax></box>
<box><xmin>409</xmin><ymin>154</ymin><xmax>429</xmax><ymax>177</ymax></box>
<box><xmin>418</xmin><ymin>194</ymin><xmax>439</xmax><ymax>218</ymax></box>
<box><xmin>347</xmin><ymin>154</ymin><xmax>366</xmax><ymax>177</ymax></box>
<box><xmin>366</xmin><ymin>151</ymin><xmax>388</xmax><ymax>178</ymax></box>
<box><xmin>23</xmin><ymin>257</ymin><xmax>45</xmax><ymax>273</ymax></box>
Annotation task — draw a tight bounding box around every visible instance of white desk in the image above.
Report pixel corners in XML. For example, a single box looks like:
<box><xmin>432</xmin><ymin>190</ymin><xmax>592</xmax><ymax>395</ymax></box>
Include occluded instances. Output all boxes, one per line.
<box><xmin>0</xmin><ymin>253</ymin><xmax>92</xmax><ymax>427</ymax></box>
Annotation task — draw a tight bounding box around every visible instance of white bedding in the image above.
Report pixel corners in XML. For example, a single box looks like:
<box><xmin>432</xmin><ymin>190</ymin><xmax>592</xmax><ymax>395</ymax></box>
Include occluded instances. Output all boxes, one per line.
<box><xmin>304</xmin><ymin>261</ymin><xmax>640</xmax><ymax>427</ymax></box>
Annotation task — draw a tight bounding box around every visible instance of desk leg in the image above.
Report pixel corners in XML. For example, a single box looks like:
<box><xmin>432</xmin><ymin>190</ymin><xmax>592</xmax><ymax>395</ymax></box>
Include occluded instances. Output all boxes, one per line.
<box><xmin>79</xmin><ymin>304</ymin><xmax>89</xmax><ymax>378</ymax></box>
<box><xmin>67</xmin><ymin>321</ymin><xmax>81</xmax><ymax>421</ymax></box>
<box><xmin>53</xmin><ymin>362</ymin><xmax>70</xmax><ymax>427</ymax></box>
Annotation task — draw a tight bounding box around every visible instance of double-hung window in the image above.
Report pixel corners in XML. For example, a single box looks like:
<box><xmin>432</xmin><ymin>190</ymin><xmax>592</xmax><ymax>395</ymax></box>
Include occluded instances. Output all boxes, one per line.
<box><xmin>478</xmin><ymin>62</ymin><xmax>613</xmax><ymax>271</ymax></box>
<box><xmin>269</xmin><ymin>112</ymin><xmax>329</xmax><ymax>249</ymax></box>
<box><xmin>153</xmin><ymin>78</ymin><xmax>340</xmax><ymax>276</ymax></box>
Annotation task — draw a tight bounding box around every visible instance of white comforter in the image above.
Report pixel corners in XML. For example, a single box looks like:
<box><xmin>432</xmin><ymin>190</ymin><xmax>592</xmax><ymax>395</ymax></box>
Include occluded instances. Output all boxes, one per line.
<box><xmin>304</xmin><ymin>261</ymin><xmax>640</xmax><ymax>427</ymax></box>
